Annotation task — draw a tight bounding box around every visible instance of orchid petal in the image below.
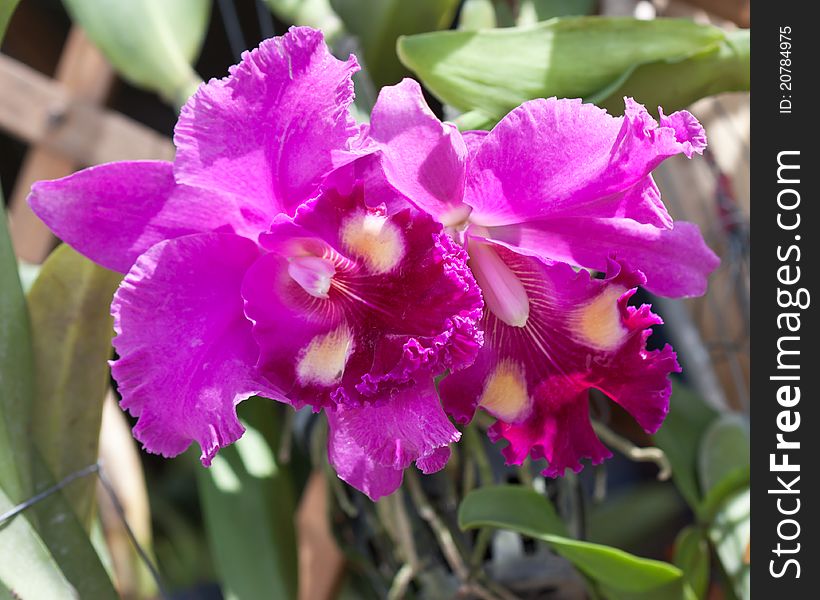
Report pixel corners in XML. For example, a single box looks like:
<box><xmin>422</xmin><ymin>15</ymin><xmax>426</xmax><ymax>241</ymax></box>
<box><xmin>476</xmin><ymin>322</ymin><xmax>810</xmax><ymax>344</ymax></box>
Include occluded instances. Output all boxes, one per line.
<box><xmin>370</xmin><ymin>78</ymin><xmax>470</xmax><ymax>225</ymax></box>
<box><xmin>28</xmin><ymin>161</ymin><xmax>271</xmax><ymax>274</ymax></box>
<box><xmin>465</xmin><ymin>97</ymin><xmax>706</xmax><ymax>229</ymax></box>
<box><xmin>111</xmin><ymin>233</ymin><xmax>282</xmax><ymax>465</ymax></box>
<box><xmin>484</xmin><ymin>218</ymin><xmax>719</xmax><ymax>298</ymax></box>
<box><xmin>327</xmin><ymin>383</ymin><xmax>459</xmax><ymax>501</ymax></box>
<box><xmin>174</xmin><ymin>26</ymin><xmax>361</xmax><ymax>217</ymax></box>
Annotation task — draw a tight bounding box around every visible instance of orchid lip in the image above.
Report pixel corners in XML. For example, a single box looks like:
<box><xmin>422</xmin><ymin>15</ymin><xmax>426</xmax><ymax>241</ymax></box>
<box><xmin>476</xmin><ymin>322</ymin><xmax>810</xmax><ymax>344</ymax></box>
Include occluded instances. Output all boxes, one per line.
<box><xmin>468</xmin><ymin>238</ymin><xmax>530</xmax><ymax>328</ymax></box>
<box><xmin>288</xmin><ymin>255</ymin><xmax>336</xmax><ymax>299</ymax></box>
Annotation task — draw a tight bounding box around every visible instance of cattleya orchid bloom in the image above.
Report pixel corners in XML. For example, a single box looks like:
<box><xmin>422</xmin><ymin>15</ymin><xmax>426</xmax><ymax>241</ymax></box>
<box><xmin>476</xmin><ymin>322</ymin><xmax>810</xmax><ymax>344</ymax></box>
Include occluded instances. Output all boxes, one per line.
<box><xmin>28</xmin><ymin>27</ymin><xmax>482</xmax><ymax>500</ymax></box>
<box><xmin>27</xmin><ymin>24</ymin><xmax>720</xmax><ymax>498</ymax></box>
<box><xmin>366</xmin><ymin>79</ymin><xmax>719</xmax><ymax>476</ymax></box>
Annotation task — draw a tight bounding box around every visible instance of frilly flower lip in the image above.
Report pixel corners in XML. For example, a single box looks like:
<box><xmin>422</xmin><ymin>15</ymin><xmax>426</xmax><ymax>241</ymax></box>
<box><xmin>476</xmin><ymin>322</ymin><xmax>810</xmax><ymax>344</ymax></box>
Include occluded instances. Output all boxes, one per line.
<box><xmin>241</xmin><ymin>180</ymin><xmax>483</xmax><ymax>500</ymax></box>
<box><xmin>439</xmin><ymin>241</ymin><xmax>680</xmax><ymax>477</ymax></box>
<box><xmin>242</xmin><ymin>180</ymin><xmax>485</xmax><ymax>411</ymax></box>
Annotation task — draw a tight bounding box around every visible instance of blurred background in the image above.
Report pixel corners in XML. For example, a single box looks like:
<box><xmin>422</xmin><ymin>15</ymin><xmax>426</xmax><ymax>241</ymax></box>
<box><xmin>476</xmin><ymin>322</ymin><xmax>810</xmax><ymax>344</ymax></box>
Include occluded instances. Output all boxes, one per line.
<box><xmin>1</xmin><ymin>1</ymin><xmax>749</xmax><ymax>599</ymax></box>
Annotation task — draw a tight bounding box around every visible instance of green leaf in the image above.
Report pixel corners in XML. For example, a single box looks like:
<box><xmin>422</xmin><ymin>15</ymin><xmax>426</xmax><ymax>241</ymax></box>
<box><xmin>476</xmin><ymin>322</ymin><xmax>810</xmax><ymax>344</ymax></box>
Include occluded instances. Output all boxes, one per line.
<box><xmin>28</xmin><ymin>245</ymin><xmax>121</xmax><ymax>527</ymax></box>
<box><xmin>28</xmin><ymin>453</ymin><xmax>119</xmax><ymax>599</ymax></box>
<box><xmin>599</xmin><ymin>29</ymin><xmax>749</xmax><ymax>115</ymax></box>
<box><xmin>398</xmin><ymin>17</ymin><xmax>735</xmax><ymax>121</ymax></box>
<box><xmin>61</xmin><ymin>0</ymin><xmax>210</xmax><ymax>107</ymax></box>
<box><xmin>197</xmin><ymin>400</ymin><xmax>298</xmax><ymax>600</ymax></box>
<box><xmin>653</xmin><ymin>383</ymin><xmax>718</xmax><ymax>511</ymax></box>
<box><xmin>673</xmin><ymin>526</ymin><xmax>710</xmax><ymax>600</ymax></box>
<box><xmin>264</xmin><ymin>0</ymin><xmax>343</xmax><ymax>42</ymax></box>
<box><xmin>459</xmin><ymin>486</ymin><xmax>689</xmax><ymax>600</ymax></box>
<box><xmin>0</xmin><ymin>201</ymin><xmax>34</xmax><ymax>504</ymax></box>
<box><xmin>697</xmin><ymin>414</ymin><xmax>749</xmax><ymax>498</ymax></box>
<box><xmin>708</xmin><ymin>487</ymin><xmax>749</xmax><ymax>600</ymax></box>
<box><xmin>1</xmin><ymin>208</ymin><xmax>115</xmax><ymax>597</ymax></box>
<box><xmin>0</xmin><ymin>486</ymin><xmax>79</xmax><ymax>598</ymax></box>
<box><xmin>698</xmin><ymin>466</ymin><xmax>749</xmax><ymax>526</ymax></box>
<box><xmin>331</xmin><ymin>0</ymin><xmax>460</xmax><ymax>88</ymax></box>
<box><xmin>0</xmin><ymin>0</ymin><xmax>21</xmax><ymax>43</ymax></box>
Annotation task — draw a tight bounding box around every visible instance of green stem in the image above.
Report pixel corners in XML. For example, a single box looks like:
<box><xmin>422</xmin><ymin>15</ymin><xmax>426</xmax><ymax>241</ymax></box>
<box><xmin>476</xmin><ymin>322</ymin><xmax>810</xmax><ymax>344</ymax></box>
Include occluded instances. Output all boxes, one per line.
<box><xmin>592</xmin><ymin>421</ymin><xmax>671</xmax><ymax>480</ymax></box>
<box><xmin>405</xmin><ymin>470</ymin><xmax>469</xmax><ymax>582</ymax></box>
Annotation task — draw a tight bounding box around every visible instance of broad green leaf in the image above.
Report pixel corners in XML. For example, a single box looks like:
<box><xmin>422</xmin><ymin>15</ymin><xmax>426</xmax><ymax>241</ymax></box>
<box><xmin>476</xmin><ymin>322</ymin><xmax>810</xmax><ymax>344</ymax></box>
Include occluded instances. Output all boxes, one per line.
<box><xmin>0</xmin><ymin>486</ymin><xmax>78</xmax><ymax>598</ymax></box>
<box><xmin>197</xmin><ymin>399</ymin><xmax>298</xmax><ymax>600</ymax></box>
<box><xmin>697</xmin><ymin>414</ymin><xmax>749</xmax><ymax>497</ymax></box>
<box><xmin>673</xmin><ymin>526</ymin><xmax>710</xmax><ymax>600</ymax></box>
<box><xmin>0</xmin><ymin>201</ymin><xmax>34</xmax><ymax>503</ymax></box>
<box><xmin>264</xmin><ymin>0</ymin><xmax>343</xmax><ymax>42</ymax></box>
<box><xmin>458</xmin><ymin>484</ymin><xmax>569</xmax><ymax>538</ymax></box>
<box><xmin>0</xmin><ymin>0</ymin><xmax>20</xmax><ymax>42</ymax></box>
<box><xmin>599</xmin><ymin>29</ymin><xmax>749</xmax><ymax>115</ymax></box>
<box><xmin>653</xmin><ymin>383</ymin><xmax>718</xmax><ymax>511</ymax></box>
<box><xmin>698</xmin><ymin>466</ymin><xmax>749</xmax><ymax>526</ymax></box>
<box><xmin>28</xmin><ymin>452</ymin><xmax>119</xmax><ymax>599</ymax></box>
<box><xmin>459</xmin><ymin>486</ymin><xmax>689</xmax><ymax>600</ymax></box>
<box><xmin>398</xmin><ymin>17</ymin><xmax>732</xmax><ymax>121</ymax></box>
<box><xmin>331</xmin><ymin>0</ymin><xmax>460</xmax><ymax>88</ymax></box>
<box><xmin>1</xmin><ymin>201</ymin><xmax>112</xmax><ymax>598</ymax></box>
<box><xmin>708</xmin><ymin>487</ymin><xmax>749</xmax><ymax>600</ymax></box>
<box><xmin>28</xmin><ymin>244</ymin><xmax>121</xmax><ymax>527</ymax></box>
<box><xmin>61</xmin><ymin>0</ymin><xmax>210</xmax><ymax>107</ymax></box>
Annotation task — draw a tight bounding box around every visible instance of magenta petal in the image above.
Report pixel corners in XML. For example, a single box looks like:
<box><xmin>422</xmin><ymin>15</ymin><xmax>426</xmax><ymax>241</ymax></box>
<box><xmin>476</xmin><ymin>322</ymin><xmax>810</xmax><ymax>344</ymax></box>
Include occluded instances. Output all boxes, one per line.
<box><xmin>465</xmin><ymin>97</ymin><xmax>706</xmax><ymax>229</ymax></box>
<box><xmin>327</xmin><ymin>384</ymin><xmax>459</xmax><ymax>500</ymax></box>
<box><xmin>174</xmin><ymin>26</ymin><xmax>360</xmax><ymax>217</ymax></box>
<box><xmin>27</xmin><ymin>161</ymin><xmax>272</xmax><ymax>274</ymax></box>
<box><xmin>462</xmin><ymin>130</ymin><xmax>489</xmax><ymax>169</ymax></box>
<box><xmin>488</xmin><ymin>392</ymin><xmax>612</xmax><ymax>477</ymax></box>
<box><xmin>112</xmin><ymin>233</ymin><xmax>281</xmax><ymax>465</ymax></box>
<box><xmin>369</xmin><ymin>79</ymin><xmax>470</xmax><ymax>225</ymax></box>
<box><xmin>485</xmin><ymin>218</ymin><xmax>719</xmax><ymax>298</ymax></box>
<box><xmin>440</xmin><ymin>244</ymin><xmax>679</xmax><ymax>477</ymax></box>
<box><xmin>327</xmin><ymin>411</ymin><xmax>403</xmax><ymax>501</ymax></box>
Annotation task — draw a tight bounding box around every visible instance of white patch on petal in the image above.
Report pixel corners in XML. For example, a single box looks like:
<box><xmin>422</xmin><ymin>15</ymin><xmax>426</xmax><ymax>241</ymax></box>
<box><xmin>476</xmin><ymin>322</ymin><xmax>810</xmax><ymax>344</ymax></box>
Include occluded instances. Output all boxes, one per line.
<box><xmin>572</xmin><ymin>286</ymin><xmax>628</xmax><ymax>351</ymax></box>
<box><xmin>296</xmin><ymin>324</ymin><xmax>354</xmax><ymax>387</ymax></box>
<box><xmin>479</xmin><ymin>359</ymin><xmax>531</xmax><ymax>423</ymax></box>
<box><xmin>340</xmin><ymin>210</ymin><xmax>405</xmax><ymax>274</ymax></box>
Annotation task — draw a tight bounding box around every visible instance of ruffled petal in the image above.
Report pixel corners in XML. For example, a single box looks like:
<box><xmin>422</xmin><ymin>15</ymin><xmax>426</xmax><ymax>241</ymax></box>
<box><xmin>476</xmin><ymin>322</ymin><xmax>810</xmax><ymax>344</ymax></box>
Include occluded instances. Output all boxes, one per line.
<box><xmin>327</xmin><ymin>383</ymin><xmax>459</xmax><ymax>500</ymax></box>
<box><xmin>327</xmin><ymin>412</ymin><xmax>403</xmax><ymax>501</ymax></box>
<box><xmin>111</xmin><ymin>233</ymin><xmax>282</xmax><ymax>465</ymax></box>
<box><xmin>439</xmin><ymin>243</ymin><xmax>679</xmax><ymax>477</ymax></box>
<box><xmin>242</xmin><ymin>181</ymin><xmax>483</xmax><ymax>409</ymax></box>
<box><xmin>369</xmin><ymin>79</ymin><xmax>470</xmax><ymax>225</ymax></box>
<box><xmin>464</xmin><ymin>97</ymin><xmax>706</xmax><ymax>229</ymax></box>
<box><xmin>28</xmin><ymin>161</ymin><xmax>272</xmax><ymax>274</ymax></box>
<box><xmin>487</xmin><ymin>391</ymin><xmax>612</xmax><ymax>477</ymax></box>
<box><xmin>483</xmin><ymin>218</ymin><xmax>719</xmax><ymax>298</ymax></box>
<box><xmin>174</xmin><ymin>26</ymin><xmax>361</xmax><ymax>217</ymax></box>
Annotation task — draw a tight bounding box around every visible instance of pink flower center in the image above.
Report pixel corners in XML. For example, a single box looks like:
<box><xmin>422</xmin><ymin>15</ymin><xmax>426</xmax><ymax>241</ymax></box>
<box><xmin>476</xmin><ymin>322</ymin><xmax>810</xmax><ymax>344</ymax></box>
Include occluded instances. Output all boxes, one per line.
<box><xmin>288</xmin><ymin>255</ymin><xmax>336</xmax><ymax>299</ymax></box>
<box><xmin>468</xmin><ymin>238</ymin><xmax>530</xmax><ymax>328</ymax></box>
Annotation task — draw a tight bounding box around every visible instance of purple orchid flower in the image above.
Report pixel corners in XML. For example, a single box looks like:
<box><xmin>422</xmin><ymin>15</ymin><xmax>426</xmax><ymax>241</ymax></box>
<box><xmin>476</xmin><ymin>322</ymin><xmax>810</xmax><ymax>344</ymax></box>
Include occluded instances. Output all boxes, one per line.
<box><xmin>365</xmin><ymin>79</ymin><xmax>720</xmax><ymax>477</ymax></box>
<box><xmin>27</xmin><ymin>27</ymin><xmax>482</xmax><ymax>500</ymax></box>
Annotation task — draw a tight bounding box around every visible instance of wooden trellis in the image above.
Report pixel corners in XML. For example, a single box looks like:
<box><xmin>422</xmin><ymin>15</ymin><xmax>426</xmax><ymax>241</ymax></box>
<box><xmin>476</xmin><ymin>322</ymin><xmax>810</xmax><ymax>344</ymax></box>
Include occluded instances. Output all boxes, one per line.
<box><xmin>1</xmin><ymin>27</ymin><xmax>174</xmax><ymax>264</ymax></box>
